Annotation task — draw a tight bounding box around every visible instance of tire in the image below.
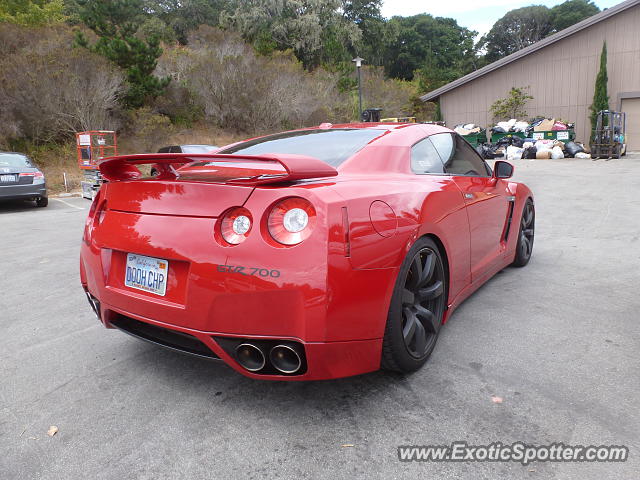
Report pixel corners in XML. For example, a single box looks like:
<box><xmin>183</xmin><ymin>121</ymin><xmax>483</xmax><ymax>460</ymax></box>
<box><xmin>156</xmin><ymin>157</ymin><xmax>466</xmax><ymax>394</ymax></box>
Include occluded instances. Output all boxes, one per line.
<box><xmin>613</xmin><ymin>144</ymin><xmax>622</xmax><ymax>159</ymax></box>
<box><xmin>381</xmin><ymin>237</ymin><xmax>447</xmax><ymax>373</ymax></box>
<box><xmin>35</xmin><ymin>196</ymin><xmax>48</xmax><ymax>208</ymax></box>
<box><xmin>511</xmin><ymin>199</ymin><xmax>535</xmax><ymax>267</ymax></box>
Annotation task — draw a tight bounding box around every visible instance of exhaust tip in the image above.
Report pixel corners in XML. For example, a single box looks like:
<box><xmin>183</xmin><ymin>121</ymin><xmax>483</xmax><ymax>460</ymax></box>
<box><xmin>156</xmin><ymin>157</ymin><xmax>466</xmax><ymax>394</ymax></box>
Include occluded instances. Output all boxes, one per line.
<box><xmin>235</xmin><ymin>343</ymin><xmax>266</xmax><ymax>372</ymax></box>
<box><xmin>269</xmin><ymin>344</ymin><xmax>302</xmax><ymax>374</ymax></box>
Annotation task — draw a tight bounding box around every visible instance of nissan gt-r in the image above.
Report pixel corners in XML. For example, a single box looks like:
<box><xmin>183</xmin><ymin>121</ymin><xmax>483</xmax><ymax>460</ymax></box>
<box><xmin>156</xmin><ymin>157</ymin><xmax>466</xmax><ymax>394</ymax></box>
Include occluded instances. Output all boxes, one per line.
<box><xmin>80</xmin><ymin>123</ymin><xmax>535</xmax><ymax>380</ymax></box>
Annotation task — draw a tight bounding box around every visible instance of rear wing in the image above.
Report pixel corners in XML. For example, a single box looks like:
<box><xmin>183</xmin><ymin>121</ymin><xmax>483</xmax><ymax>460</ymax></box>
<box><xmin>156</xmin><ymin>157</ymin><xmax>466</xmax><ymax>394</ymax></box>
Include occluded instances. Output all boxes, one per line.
<box><xmin>98</xmin><ymin>153</ymin><xmax>338</xmax><ymax>184</ymax></box>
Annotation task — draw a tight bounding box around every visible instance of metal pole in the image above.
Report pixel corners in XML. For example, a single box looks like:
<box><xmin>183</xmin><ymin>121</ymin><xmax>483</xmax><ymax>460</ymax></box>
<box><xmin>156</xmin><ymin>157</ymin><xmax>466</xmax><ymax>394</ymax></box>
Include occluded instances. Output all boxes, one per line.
<box><xmin>357</xmin><ymin>66</ymin><xmax>363</xmax><ymax>121</ymax></box>
<box><xmin>353</xmin><ymin>57</ymin><xmax>364</xmax><ymax>121</ymax></box>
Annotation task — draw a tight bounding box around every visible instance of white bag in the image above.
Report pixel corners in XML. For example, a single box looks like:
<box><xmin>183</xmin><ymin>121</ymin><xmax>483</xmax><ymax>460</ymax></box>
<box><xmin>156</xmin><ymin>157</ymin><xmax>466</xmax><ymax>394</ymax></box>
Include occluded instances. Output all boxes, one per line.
<box><xmin>506</xmin><ymin>146</ymin><xmax>524</xmax><ymax>161</ymax></box>
<box><xmin>514</xmin><ymin>121</ymin><xmax>529</xmax><ymax>133</ymax></box>
<box><xmin>551</xmin><ymin>146</ymin><xmax>564</xmax><ymax>159</ymax></box>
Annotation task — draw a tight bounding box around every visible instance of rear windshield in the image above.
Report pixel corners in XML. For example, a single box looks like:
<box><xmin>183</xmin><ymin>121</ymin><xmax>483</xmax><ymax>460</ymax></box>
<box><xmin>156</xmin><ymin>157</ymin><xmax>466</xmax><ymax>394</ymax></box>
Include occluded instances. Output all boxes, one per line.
<box><xmin>218</xmin><ymin>129</ymin><xmax>383</xmax><ymax>167</ymax></box>
<box><xmin>0</xmin><ymin>153</ymin><xmax>33</xmax><ymax>167</ymax></box>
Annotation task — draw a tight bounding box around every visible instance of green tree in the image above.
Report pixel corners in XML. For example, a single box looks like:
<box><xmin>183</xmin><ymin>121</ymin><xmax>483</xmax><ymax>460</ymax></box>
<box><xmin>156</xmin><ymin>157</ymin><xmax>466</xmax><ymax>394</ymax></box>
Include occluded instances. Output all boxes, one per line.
<box><xmin>75</xmin><ymin>0</ymin><xmax>170</xmax><ymax>108</ymax></box>
<box><xmin>490</xmin><ymin>87</ymin><xmax>533</xmax><ymax>121</ymax></box>
<box><xmin>222</xmin><ymin>0</ymin><xmax>361</xmax><ymax>69</ymax></box>
<box><xmin>481</xmin><ymin>6</ymin><xmax>553</xmax><ymax>63</ymax></box>
<box><xmin>341</xmin><ymin>0</ymin><xmax>387</xmax><ymax>65</ymax></box>
<box><xmin>590</xmin><ymin>42</ymin><xmax>609</xmax><ymax>133</ymax></box>
<box><xmin>144</xmin><ymin>0</ymin><xmax>231</xmax><ymax>44</ymax></box>
<box><xmin>383</xmin><ymin>14</ymin><xmax>476</xmax><ymax>84</ymax></box>
<box><xmin>0</xmin><ymin>0</ymin><xmax>65</xmax><ymax>26</ymax></box>
<box><xmin>550</xmin><ymin>0</ymin><xmax>599</xmax><ymax>32</ymax></box>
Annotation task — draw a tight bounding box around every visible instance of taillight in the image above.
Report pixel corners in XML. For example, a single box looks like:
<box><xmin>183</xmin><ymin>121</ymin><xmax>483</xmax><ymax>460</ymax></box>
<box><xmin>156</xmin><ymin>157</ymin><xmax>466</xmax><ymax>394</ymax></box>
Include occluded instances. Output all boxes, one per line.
<box><xmin>267</xmin><ymin>197</ymin><xmax>316</xmax><ymax>245</ymax></box>
<box><xmin>219</xmin><ymin>207</ymin><xmax>252</xmax><ymax>245</ymax></box>
<box><xmin>20</xmin><ymin>171</ymin><xmax>44</xmax><ymax>182</ymax></box>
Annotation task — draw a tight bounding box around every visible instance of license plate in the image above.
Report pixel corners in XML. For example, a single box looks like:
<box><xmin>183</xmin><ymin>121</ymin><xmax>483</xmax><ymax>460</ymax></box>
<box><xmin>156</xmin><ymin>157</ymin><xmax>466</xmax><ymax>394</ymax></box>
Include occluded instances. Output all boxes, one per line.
<box><xmin>124</xmin><ymin>253</ymin><xmax>168</xmax><ymax>296</ymax></box>
<box><xmin>0</xmin><ymin>174</ymin><xmax>16</xmax><ymax>182</ymax></box>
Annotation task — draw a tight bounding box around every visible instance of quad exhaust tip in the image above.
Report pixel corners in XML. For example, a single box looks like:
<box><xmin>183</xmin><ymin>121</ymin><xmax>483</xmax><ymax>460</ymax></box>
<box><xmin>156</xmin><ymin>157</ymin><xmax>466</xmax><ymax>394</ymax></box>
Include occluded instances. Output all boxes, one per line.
<box><xmin>235</xmin><ymin>343</ymin><xmax>266</xmax><ymax>372</ymax></box>
<box><xmin>269</xmin><ymin>344</ymin><xmax>302</xmax><ymax>374</ymax></box>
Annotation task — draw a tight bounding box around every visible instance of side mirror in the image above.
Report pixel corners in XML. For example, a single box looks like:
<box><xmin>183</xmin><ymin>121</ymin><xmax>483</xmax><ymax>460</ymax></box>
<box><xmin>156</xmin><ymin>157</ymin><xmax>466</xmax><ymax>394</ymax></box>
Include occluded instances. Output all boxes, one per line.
<box><xmin>493</xmin><ymin>160</ymin><xmax>514</xmax><ymax>179</ymax></box>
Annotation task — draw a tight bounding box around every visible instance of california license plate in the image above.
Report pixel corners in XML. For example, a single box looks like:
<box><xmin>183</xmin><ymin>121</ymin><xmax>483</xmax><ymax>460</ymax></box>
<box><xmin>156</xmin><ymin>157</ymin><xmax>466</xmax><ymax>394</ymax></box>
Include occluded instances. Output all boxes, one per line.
<box><xmin>0</xmin><ymin>174</ymin><xmax>16</xmax><ymax>182</ymax></box>
<box><xmin>124</xmin><ymin>253</ymin><xmax>168</xmax><ymax>296</ymax></box>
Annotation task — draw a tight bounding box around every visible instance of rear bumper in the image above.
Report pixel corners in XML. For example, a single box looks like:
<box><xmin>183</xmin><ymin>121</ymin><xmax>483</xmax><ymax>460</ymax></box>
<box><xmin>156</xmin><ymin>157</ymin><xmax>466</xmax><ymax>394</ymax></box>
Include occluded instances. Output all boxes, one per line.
<box><xmin>88</xmin><ymin>299</ymin><xmax>382</xmax><ymax>381</ymax></box>
<box><xmin>0</xmin><ymin>183</ymin><xmax>47</xmax><ymax>200</ymax></box>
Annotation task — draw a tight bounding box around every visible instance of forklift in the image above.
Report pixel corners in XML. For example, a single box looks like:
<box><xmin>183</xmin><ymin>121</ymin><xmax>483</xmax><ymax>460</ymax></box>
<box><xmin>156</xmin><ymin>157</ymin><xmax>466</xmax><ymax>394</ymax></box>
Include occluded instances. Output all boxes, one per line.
<box><xmin>76</xmin><ymin>131</ymin><xmax>117</xmax><ymax>199</ymax></box>
<box><xmin>590</xmin><ymin>110</ymin><xmax>626</xmax><ymax>159</ymax></box>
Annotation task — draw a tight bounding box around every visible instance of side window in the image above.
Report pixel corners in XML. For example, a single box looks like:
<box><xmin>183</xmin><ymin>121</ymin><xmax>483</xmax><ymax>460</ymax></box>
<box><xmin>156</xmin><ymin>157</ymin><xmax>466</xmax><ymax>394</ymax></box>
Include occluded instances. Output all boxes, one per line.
<box><xmin>431</xmin><ymin>133</ymin><xmax>489</xmax><ymax>177</ymax></box>
<box><xmin>411</xmin><ymin>137</ymin><xmax>445</xmax><ymax>174</ymax></box>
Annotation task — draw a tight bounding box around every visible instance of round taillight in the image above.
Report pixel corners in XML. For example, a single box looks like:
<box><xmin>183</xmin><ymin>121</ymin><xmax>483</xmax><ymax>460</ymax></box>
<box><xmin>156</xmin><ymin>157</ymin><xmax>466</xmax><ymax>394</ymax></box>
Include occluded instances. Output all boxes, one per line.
<box><xmin>220</xmin><ymin>207</ymin><xmax>252</xmax><ymax>245</ymax></box>
<box><xmin>267</xmin><ymin>198</ymin><xmax>316</xmax><ymax>245</ymax></box>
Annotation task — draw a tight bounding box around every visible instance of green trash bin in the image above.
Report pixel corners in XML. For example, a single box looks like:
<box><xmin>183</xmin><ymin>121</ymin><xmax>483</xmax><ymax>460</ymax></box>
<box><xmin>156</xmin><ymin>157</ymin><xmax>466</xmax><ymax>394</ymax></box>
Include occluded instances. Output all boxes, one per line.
<box><xmin>490</xmin><ymin>131</ymin><xmax>527</xmax><ymax>143</ymax></box>
<box><xmin>530</xmin><ymin>129</ymin><xmax>575</xmax><ymax>142</ymax></box>
<box><xmin>462</xmin><ymin>131</ymin><xmax>487</xmax><ymax>147</ymax></box>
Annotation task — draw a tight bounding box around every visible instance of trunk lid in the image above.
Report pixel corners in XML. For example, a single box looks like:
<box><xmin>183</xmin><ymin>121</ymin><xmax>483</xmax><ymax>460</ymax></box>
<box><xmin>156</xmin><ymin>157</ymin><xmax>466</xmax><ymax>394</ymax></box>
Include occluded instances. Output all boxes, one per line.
<box><xmin>103</xmin><ymin>180</ymin><xmax>254</xmax><ymax>217</ymax></box>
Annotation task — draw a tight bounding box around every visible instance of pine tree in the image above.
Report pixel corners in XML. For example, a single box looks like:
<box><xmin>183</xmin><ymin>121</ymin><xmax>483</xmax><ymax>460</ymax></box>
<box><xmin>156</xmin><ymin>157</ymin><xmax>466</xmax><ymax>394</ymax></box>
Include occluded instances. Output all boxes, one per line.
<box><xmin>75</xmin><ymin>0</ymin><xmax>170</xmax><ymax>109</ymax></box>
<box><xmin>590</xmin><ymin>41</ymin><xmax>609</xmax><ymax>134</ymax></box>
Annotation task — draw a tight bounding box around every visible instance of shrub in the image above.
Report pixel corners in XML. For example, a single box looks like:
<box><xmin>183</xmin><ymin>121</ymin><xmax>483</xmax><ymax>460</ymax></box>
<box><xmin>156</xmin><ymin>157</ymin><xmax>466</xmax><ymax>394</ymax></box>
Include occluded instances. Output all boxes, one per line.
<box><xmin>0</xmin><ymin>26</ymin><xmax>124</xmax><ymax>144</ymax></box>
<box><xmin>361</xmin><ymin>66</ymin><xmax>416</xmax><ymax>119</ymax></box>
<box><xmin>176</xmin><ymin>26</ymin><xmax>348</xmax><ymax>132</ymax></box>
<box><xmin>490</xmin><ymin>87</ymin><xmax>533</xmax><ymax>121</ymax></box>
<box><xmin>120</xmin><ymin>107</ymin><xmax>174</xmax><ymax>153</ymax></box>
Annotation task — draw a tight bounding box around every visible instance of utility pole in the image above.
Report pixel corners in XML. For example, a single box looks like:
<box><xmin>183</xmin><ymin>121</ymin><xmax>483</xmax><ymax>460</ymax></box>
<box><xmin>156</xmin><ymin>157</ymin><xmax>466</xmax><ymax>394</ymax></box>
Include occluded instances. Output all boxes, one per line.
<box><xmin>352</xmin><ymin>57</ymin><xmax>364</xmax><ymax>121</ymax></box>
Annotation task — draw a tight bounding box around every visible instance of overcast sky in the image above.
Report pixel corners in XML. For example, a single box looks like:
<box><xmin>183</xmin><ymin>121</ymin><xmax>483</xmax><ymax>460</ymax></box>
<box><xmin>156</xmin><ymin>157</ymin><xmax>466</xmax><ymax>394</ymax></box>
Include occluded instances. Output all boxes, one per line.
<box><xmin>380</xmin><ymin>0</ymin><xmax>621</xmax><ymax>37</ymax></box>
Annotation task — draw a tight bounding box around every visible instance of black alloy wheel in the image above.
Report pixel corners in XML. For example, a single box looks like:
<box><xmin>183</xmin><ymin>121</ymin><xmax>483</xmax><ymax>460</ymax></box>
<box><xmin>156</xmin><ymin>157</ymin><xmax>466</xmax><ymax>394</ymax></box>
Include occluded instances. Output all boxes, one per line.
<box><xmin>382</xmin><ymin>237</ymin><xmax>447</xmax><ymax>372</ymax></box>
<box><xmin>512</xmin><ymin>199</ymin><xmax>535</xmax><ymax>267</ymax></box>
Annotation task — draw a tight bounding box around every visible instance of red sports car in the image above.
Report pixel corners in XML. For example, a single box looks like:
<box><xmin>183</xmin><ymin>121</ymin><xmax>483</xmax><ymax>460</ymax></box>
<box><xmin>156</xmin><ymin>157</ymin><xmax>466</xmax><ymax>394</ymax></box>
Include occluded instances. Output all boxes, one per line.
<box><xmin>80</xmin><ymin>123</ymin><xmax>534</xmax><ymax>380</ymax></box>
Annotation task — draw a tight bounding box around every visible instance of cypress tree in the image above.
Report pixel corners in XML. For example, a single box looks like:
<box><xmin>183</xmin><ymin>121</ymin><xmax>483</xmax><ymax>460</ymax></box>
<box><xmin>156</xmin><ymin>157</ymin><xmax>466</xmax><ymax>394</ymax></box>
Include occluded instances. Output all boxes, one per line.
<box><xmin>75</xmin><ymin>0</ymin><xmax>170</xmax><ymax>109</ymax></box>
<box><xmin>590</xmin><ymin>41</ymin><xmax>609</xmax><ymax>134</ymax></box>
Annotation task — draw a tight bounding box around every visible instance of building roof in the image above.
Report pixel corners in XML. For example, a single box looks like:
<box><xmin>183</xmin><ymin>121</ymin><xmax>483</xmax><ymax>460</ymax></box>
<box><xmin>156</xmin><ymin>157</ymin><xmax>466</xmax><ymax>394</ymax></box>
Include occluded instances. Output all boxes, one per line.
<box><xmin>420</xmin><ymin>0</ymin><xmax>640</xmax><ymax>102</ymax></box>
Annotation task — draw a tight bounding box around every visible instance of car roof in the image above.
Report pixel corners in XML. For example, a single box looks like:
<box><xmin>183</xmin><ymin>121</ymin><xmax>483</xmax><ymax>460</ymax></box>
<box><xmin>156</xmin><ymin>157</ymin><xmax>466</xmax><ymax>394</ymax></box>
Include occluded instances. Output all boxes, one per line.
<box><xmin>291</xmin><ymin>122</ymin><xmax>451</xmax><ymax>145</ymax></box>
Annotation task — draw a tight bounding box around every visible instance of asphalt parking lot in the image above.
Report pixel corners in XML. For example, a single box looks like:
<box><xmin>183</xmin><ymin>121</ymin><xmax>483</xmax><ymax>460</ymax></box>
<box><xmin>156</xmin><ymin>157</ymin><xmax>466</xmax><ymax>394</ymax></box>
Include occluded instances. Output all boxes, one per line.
<box><xmin>2</xmin><ymin>157</ymin><xmax>639</xmax><ymax>479</ymax></box>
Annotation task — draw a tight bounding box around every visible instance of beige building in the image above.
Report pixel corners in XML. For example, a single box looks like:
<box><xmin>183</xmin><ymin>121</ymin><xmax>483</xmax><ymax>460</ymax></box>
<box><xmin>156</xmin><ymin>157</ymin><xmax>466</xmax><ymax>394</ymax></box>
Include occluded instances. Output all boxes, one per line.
<box><xmin>420</xmin><ymin>0</ymin><xmax>640</xmax><ymax>150</ymax></box>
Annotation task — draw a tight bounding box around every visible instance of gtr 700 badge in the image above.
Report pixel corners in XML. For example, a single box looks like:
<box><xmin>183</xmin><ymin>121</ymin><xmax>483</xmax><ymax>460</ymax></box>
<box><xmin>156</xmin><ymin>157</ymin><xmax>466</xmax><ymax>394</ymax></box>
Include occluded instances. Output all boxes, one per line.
<box><xmin>216</xmin><ymin>264</ymin><xmax>281</xmax><ymax>278</ymax></box>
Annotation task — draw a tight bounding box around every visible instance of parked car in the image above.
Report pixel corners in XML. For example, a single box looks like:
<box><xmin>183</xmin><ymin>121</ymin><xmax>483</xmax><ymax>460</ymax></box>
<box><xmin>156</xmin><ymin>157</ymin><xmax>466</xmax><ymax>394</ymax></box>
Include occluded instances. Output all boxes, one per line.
<box><xmin>157</xmin><ymin>145</ymin><xmax>218</xmax><ymax>154</ymax></box>
<box><xmin>0</xmin><ymin>152</ymin><xmax>48</xmax><ymax>207</ymax></box>
<box><xmin>152</xmin><ymin>145</ymin><xmax>219</xmax><ymax>176</ymax></box>
<box><xmin>81</xmin><ymin>123</ymin><xmax>534</xmax><ymax>380</ymax></box>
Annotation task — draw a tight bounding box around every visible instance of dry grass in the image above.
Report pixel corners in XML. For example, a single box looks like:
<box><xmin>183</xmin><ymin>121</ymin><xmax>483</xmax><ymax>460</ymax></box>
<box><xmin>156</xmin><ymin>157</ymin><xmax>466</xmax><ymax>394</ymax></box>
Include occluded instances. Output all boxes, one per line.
<box><xmin>27</xmin><ymin>143</ymin><xmax>84</xmax><ymax>194</ymax></box>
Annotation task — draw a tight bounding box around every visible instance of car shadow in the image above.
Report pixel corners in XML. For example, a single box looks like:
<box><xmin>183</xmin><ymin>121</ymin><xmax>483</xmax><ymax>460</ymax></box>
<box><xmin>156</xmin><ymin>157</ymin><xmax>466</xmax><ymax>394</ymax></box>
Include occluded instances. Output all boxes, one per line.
<box><xmin>124</xmin><ymin>339</ymin><xmax>416</xmax><ymax>410</ymax></box>
<box><xmin>0</xmin><ymin>199</ymin><xmax>40</xmax><ymax>213</ymax></box>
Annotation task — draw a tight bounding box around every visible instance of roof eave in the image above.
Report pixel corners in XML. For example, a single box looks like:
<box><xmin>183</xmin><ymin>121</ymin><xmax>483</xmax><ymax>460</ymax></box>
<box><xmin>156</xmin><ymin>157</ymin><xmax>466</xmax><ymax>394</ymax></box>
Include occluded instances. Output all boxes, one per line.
<box><xmin>420</xmin><ymin>0</ymin><xmax>640</xmax><ymax>102</ymax></box>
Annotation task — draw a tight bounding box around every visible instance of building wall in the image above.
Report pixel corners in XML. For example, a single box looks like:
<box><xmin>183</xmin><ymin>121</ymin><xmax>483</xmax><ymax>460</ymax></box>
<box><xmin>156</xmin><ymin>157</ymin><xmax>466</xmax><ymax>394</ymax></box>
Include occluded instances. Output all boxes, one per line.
<box><xmin>439</xmin><ymin>4</ymin><xmax>640</xmax><ymax>145</ymax></box>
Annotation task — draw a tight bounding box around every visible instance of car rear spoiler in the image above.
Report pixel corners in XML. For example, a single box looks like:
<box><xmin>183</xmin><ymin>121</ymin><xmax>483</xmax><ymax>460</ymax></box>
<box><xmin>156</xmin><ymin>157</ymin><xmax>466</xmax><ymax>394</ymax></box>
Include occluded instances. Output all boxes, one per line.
<box><xmin>98</xmin><ymin>153</ymin><xmax>338</xmax><ymax>184</ymax></box>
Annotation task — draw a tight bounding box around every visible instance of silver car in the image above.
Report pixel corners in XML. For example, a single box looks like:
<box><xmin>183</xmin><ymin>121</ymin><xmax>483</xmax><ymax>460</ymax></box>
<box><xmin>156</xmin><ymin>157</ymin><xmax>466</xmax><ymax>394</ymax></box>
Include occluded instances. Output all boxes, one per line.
<box><xmin>0</xmin><ymin>152</ymin><xmax>48</xmax><ymax>207</ymax></box>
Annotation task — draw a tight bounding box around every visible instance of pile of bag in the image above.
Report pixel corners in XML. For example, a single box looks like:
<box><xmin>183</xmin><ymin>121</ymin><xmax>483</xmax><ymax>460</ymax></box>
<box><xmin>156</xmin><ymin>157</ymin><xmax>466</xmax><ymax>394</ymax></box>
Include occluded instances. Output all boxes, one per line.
<box><xmin>479</xmin><ymin>117</ymin><xmax>589</xmax><ymax>160</ymax></box>
<box><xmin>478</xmin><ymin>138</ymin><xmax>591</xmax><ymax>160</ymax></box>
<box><xmin>491</xmin><ymin>119</ymin><xmax>529</xmax><ymax>134</ymax></box>
<box><xmin>526</xmin><ymin>118</ymin><xmax>573</xmax><ymax>138</ymax></box>
<box><xmin>491</xmin><ymin>117</ymin><xmax>575</xmax><ymax>136</ymax></box>
<box><xmin>454</xmin><ymin>123</ymin><xmax>484</xmax><ymax>136</ymax></box>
